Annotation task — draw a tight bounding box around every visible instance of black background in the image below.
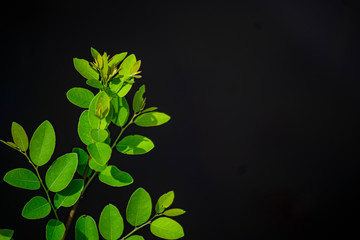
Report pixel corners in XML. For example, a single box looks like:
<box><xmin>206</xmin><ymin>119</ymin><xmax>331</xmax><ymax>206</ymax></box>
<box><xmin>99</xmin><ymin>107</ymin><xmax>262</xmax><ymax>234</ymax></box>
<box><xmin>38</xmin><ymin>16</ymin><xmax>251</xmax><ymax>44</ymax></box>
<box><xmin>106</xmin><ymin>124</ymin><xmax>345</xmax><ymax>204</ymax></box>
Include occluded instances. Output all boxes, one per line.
<box><xmin>0</xmin><ymin>0</ymin><xmax>360</xmax><ymax>239</ymax></box>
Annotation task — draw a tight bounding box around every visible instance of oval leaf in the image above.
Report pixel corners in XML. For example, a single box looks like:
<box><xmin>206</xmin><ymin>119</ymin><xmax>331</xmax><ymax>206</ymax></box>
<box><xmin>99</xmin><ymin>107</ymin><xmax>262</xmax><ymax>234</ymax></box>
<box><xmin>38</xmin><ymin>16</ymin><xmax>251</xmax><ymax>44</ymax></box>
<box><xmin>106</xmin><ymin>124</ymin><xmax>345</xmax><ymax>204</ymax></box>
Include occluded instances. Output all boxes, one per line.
<box><xmin>98</xmin><ymin>165</ymin><xmax>133</xmax><ymax>187</ymax></box>
<box><xmin>54</xmin><ymin>179</ymin><xmax>84</xmax><ymax>209</ymax></box>
<box><xmin>132</xmin><ymin>85</ymin><xmax>145</xmax><ymax>113</ymax></box>
<box><xmin>126</xmin><ymin>236</ymin><xmax>144</xmax><ymax>240</ymax></box>
<box><xmin>11</xmin><ymin>122</ymin><xmax>28</xmax><ymax>152</ymax></box>
<box><xmin>99</xmin><ymin>204</ymin><xmax>124</xmax><ymax>240</ymax></box>
<box><xmin>109</xmin><ymin>52</ymin><xmax>127</xmax><ymax>68</ymax></box>
<box><xmin>22</xmin><ymin>196</ymin><xmax>51</xmax><ymax>220</ymax></box>
<box><xmin>134</xmin><ymin>112</ymin><xmax>171</xmax><ymax>127</ymax></box>
<box><xmin>75</xmin><ymin>215</ymin><xmax>99</xmax><ymax>240</ymax></box>
<box><xmin>88</xmin><ymin>93</ymin><xmax>113</xmax><ymax>130</ymax></box>
<box><xmin>150</xmin><ymin>217</ymin><xmax>184</xmax><ymax>240</ymax></box>
<box><xmin>45</xmin><ymin>153</ymin><xmax>78</xmax><ymax>192</ymax></box>
<box><xmin>90</xmin><ymin>129</ymin><xmax>109</xmax><ymax>142</ymax></box>
<box><xmin>0</xmin><ymin>229</ymin><xmax>14</xmax><ymax>240</ymax></box>
<box><xmin>86</xmin><ymin>79</ymin><xmax>103</xmax><ymax>90</ymax></box>
<box><xmin>155</xmin><ymin>191</ymin><xmax>175</xmax><ymax>214</ymax></box>
<box><xmin>72</xmin><ymin>148</ymin><xmax>92</xmax><ymax>177</ymax></box>
<box><xmin>163</xmin><ymin>209</ymin><xmax>186</xmax><ymax>217</ymax></box>
<box><xmin>87</xmin><ymin>143</ymin><xmax>112</xmax><ymax>166</ymax></box>
<box><xmin>46</xmin><ymin>219</ymin><xmax>65</xmax><ymax>240</ymax></box>
<box><xmin>66</xmin><ymin>87</ymin><xmax>95</xmax><ymax>108</ymax></box>
<box><xmin>111</xmin><ymin>96</ymin><xmax>129</xmax><ymax>127</ymax></box>
<box><xmin>89</xmin><ymin>158</ymin><xmax>107</xmax><ymax>172</ymax></box>
<box><xmin>73</xmin><ymin>58</ymin><xmax>99</xmax><ymax>80</ymax></box>
<box><xmin>78</xmin><ymin>110</ymin><xmax>94</xmax><ymax>146</ymax></box>
<box><xmin>29</xmin><ymin>120</ymin><xmax>56</xmax><ymax>166</ymax></box>
<box><xmin>126</xmin><ymin>188</ymin><xmax>152</xmax><ymax>227</ymax></box>
<box><xmin>3</xmin><ymin>168</ymin><xmax>40</xmax><ymax>190</ymax></box>
<box><xmin>117</xmin><ymin>82</ymin><xmax>133</xmax><ymax>97</ymax></box>
<box><xmin>116</xmin><ymin>135</ymin><xmax>154</xmax><ymax>155</ymax></box>
<box><xmin>95</xmin><ymin>91</ymin><xmax>111</xmax><ymax>119</ymax></box>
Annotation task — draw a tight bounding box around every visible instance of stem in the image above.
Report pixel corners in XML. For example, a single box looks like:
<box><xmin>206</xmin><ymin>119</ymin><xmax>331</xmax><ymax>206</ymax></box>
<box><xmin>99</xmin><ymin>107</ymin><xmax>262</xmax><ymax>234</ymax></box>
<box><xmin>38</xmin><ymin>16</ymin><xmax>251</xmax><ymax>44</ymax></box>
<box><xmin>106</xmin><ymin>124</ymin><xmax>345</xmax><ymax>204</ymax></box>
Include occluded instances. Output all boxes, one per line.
<box><xmin>111</xmin><ymin>114</ymin><xmax>136</xmax><ymax>149</ymax></box>
<box><xmin>120</xmin><ymin>214</ymin><xmax>160</xmax><ymax>240</ymax></box>
<box><xmin>23</xmin><ymin>152</ymin><xmax>59</xmax><ymax>220</ymax></box>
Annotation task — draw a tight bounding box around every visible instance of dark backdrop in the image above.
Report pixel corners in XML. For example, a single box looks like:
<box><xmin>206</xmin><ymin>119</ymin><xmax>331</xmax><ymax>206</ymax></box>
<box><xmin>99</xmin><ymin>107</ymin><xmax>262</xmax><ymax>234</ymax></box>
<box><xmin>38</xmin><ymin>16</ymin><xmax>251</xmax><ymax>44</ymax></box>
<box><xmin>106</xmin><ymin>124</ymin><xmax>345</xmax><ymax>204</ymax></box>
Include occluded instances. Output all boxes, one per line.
<box><xmin>0</xmin><ymin>1</ymin><xmax>359</xmax><ymax>239</ymax></box>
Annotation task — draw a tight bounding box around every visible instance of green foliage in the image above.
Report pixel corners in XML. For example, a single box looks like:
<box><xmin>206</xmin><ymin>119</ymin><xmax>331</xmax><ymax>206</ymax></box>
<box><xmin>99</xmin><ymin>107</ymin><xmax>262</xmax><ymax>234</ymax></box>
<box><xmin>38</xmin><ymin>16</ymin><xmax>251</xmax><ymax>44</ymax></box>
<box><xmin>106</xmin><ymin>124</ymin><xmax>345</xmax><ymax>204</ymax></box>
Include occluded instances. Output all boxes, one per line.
<box><xmin>126</xmin><ymin>236</ymin><xmax>144</xmax><ymax>240</ymax></box>
<box><xmin>75</xmin><ymin>215</ymin><xmax>99</xmax><ymax>240</ymax></box>
<box><xmin>73</xmin><ymin>58</ymin><xmax>99</xmax><ymax>80</ymax></box>
<box><xmin>163</xmin><ymin>209</ymin><xmax>186</xmax><ymax>217</ymax></box>
<box><xmin>66</xmin><ymin>87</ymin><xmax>94</xmax><ymax>108</ymax></box>
<box><xmin>3</xmin><ymin>168</ymin><xmax>40</xmax><ymax>190</ymax></box>
<box><xmin>11</xmin><ymin>122</ymin><xmax>28</xmax><ymax>152</ymax></box>
<box><xmin>133</xmin><ymin>85</ymin><xmax>146</xmax><ymax>113</ymax></box>
<box><xmin>22</xmin><ymin>196</ymin><xmax>51</xmax><ymax>220</ymax></box>
<box><xmin>116</xmin><ymin>135</ymin><xmax>154</xmax><ymax>155</ymax></box>
<box><xmin>99</xmin><ymin>204</ymin><xmax>124</xmax><ymax>240</ymax></box>
<box><xmin>87</xmin><ymin>142</ymin><xmax>112</xmax><ymax>166</ymax></box>
<box><xmin>72</xmin><ymin>148</ymin><xmax>92</xmax><ymax>177</ymax></box>
<box><xmin>135</xmin><ymin>112</ymin><xmax>171</xmax><ymax>127</ymax></box>
<box><xmin>126</xmin><ymin>188</ymin><xmax>152</xmax><ymax>227</ymax></box>
<box><xmin>98</xmin><ymin>165</ymin><xmax>133</xmax><ymax>187</ymax></box>
<box><xmin>54</xmin><ymin>179</ymin><xmax>84</xmax><ymax>209</ymax></box>
<box><xmin>46</xmin><ymin>219</ymin><xmax>65</xmax><ymax>240</ymax></box>
<box><xmin>78</xmin><ymin>110</ymin><xmax>94</xmax><ymax>145</ymax></box>
<box><xmin>0</xmin><ymin>229</ymin><xmax>14</xmax><ymax>240</ymax></box>
<box><xmin>90</xmin><ymin>129</ymin><xmax>109</xmax><ymax>142</ymax></box>
<box><xmin>150</xmin><ymin>217</ymin><xmax>184</xmax><ymax>240</ymax></box>
<box><xmin>155</xmin><ymin>191</ymin><xmax>175</xmax><ymax>214</ymax></box>
<box><xmin>111</xmin><ymin>96</ymin><xmax>129</xmax><ymax>127</ymax></box>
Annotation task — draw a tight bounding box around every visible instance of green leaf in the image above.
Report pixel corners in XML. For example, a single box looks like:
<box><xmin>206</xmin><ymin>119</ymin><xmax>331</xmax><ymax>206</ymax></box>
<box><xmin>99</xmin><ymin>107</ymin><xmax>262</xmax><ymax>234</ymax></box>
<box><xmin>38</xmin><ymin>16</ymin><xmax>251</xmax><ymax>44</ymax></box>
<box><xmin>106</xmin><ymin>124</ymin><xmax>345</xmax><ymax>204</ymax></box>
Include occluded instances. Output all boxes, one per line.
<box><xmin>163</xmin><ymin>209</ymin><xmax>186</xmax><ymax>217</ymax></box>
<box><xmin>117</xmin><ymin>82</ymin><xmax>133</xmax><ymax>97</ymax></box>
<box><xmin>126</xmin><ymin>188</ymin><xmax>152</xmax><ymax>227</ymax></box>
<box><xmin>99</xmin><ymin>204</ymin><xmax>124</xmax><ymax>240</ymax></box>
<box><xmin>22</xmin><ymin>196</ymin><xmax>51</xmax><ymax>220</ymax></box>
<box><xmin>3</xmin><ymin>168</ymin><xmax>40</xmax><ymax>190</ymax></box>
<box><xmin>118</xmin><ymin>54</ymin><xmax>136</xmax><ymax>78</ymax></box>
<box><xmin>72</xmin><ymin>148</ymin><xmax>92</xmax><ymax>177</ymax></box>
<box><xmin>116</xmin><ymin>135</ymin><xmax>154</xmax><ymax>155</ymax></box>
<box><xmin>45</xmin><ymin>153</ymin><xmax>78</xmax><ymax>192</ymax></box>
<box><xmin>75</xmin><ymin>215</ymin><xmax>99</xmax><ymax>240</ymax></box>
<box><xmin>88</xmin><ymin>93</ymin><xmax>113</xmax><ymax>130</ymax></box>
<box><xmin>89</xmin><ymin>158</ymin><xmax>107</xmax><ymax>172</ymax></box>
<box><xmin>73</xmin><ymin>58</ymin><xmax>99</xmax><ymax>80</ymax></box>
<box><xmin>66</xmin><ymin>87</ymin><xmax>95</xmax><ymax>108</ymax></box>
<box><xmin>87</xmin><ymin>142</ymin><xmax>112</xmax><ymax>166</ymax></box>
<box><xmin>104</xmin><ymin>87</ymin><xmax>118</xmax><ymax>98</ymax></box>
<box><xmin>94</xmin><ymin>91</ymin><xmax>111</xmax><ymax>119</ymax></box>
<box><xmin>46</xmin><ymin>219</ymin><xmax>65</xmax><ymax>240</ymax></box>
<box><xmin>130</xmin><ymin>60</ymin><xmax>141</xmax><ymax>75</ymax></box>
<box><xmin>141</xmin><ymin>106</ymin><xmax>158</xmax><ymax>113</ymax></box>
<box><xmin>155</xmin><ymin>191</ymin><xmax>175</xmax><ymax>214</ymax></box>
<box><xmin>11</xmin><ymin>122</ymin><xmax>28</xmax><ymax>152</ymax></box>
<box><xmin>135</xmin><ymin>112</ymin><xmax>171</xmax><ymax>127</ymax></box>
<box><xmin>0</xmin><ymin>229</ymin><xmax>14</xmax><ymax>240</ymax></box>
<box><xmin>86</xmin><ymin>79</ymin><xmax>103</xmax><ymax>90</ymax></box>
<box><xmin>29</xmin><ymin>120</ymin><xmax>56</xmax><ymax>166</ymax></box>
<box><xmin>133</xmin><ymin>85</ymin><xmax>145</xmax><ymax>113</ymax></box>
<box><xmin>98</xmin><ymin>165</ymin><xmax>133</xmax><ymax>187</ymax></box>
<box><xmin>111</xmin><ymin>96</ymin><xmax>129</xmax><ymax>127</ymax></box>
<box><xmin>78</xmin><ymin>110</ymin><xmax>94</xmax><ymax>145</ymax></box>
<box><xmin>109</xmin><ymin>77</ymin><xmax>123</xmax><ymax>94</ymax></box>
<box><xmin>109</xmin><ymin>52</ymin><xmax>127</xmax><ymax>68</ymax></box>
<box><xmin>0</xmin><ymin>140</ymin><xmax>18</xmax><ymax>150</ymax></box>
<box><xmin>90</xmin><ymin>129</ymin><xmax>109</xmax><ymax>142</ymax></box>
<box><xmin>150</xmin><ymin>217</ymin><xmax>184</xmax><ymax>240</ymax></box>
<box><xmin>126</xmin><ymin>236</ymin><xmax>144</xmax><ymax>240</ymax></box>
<box><xmin>91</xmin><ymin>47</ymin><xmax>101</xmax><ymax>61</ymax></box>
<box><xmin>102</xmin><ymin>52</ymin><xmax>109</xmax><ymax>78</ymax></box>
<box><xmin>54</xmin><ymin>179</ymin><xmax>84</xmax><ymax>209</ymax></box>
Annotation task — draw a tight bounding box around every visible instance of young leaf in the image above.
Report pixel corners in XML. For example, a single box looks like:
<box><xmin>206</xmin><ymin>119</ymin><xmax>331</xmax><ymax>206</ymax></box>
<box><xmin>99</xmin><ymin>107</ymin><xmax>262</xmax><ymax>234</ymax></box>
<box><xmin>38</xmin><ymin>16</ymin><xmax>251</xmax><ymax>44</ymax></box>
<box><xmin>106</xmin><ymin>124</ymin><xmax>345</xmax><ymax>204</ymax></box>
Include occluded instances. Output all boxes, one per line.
<box><xmin>29</xmin><ymin>120</ymin><xmax>56</xmax><ymax>166</ymax></box>
<box><xmin>130</xmin><ymin>60</ymin><xmax>141</xmax><ymax>75</ymax></box>
<box><xmin>98</xmin><ymin>165</ymin><xmax>133</xmax><ymax>187</ymax></box>
<box><xmin>119</xmin><ymin>54</ymin><xmax>136</xmax><ymax>77</ymax></box>
<box><xmin>99</xmin><ymin>204</ymin><xmax>124</xmax><ymax>240</ymax></box>
<box><xmin>78</xmin><ymin>110</ymin><xmax>94</xmax><ymax>146</ymax></box>
<box><xmin>22</xmin><ymin>196</ymin><xmax>51</xmax><ymax>220</ymax></box>
<box><xmin>103</xmin><ymin>87</ymin><xmax>118</xmax><ymax>98</ymax></box>
<box><xmin>0</xmin><ymin>140</ymin><xmax>18</xmax><ymax>150</ymax></box>
<box><xmin>141</xmin><ymin>106</ymin><xmax>158</xmax><ymax>113</ymax></box>
<box><xmin>126</xmin><ymin>236</ymin><xmax>144</xmax><ymax>240</ymax></box>
<box><xmin>155</xmin><ymin>191</ymin><xmax>175</xmax><ymax>213</ymax></box>
<box><xmin>87</xmin><ymin>142</ymin><xmax>112</xmax><ymax>166</ymax></box>
<box><xmin>90</xmin><ymin>47</ymin><xmax>101</xmax><ymax>61</ymax></box>
<box><xmin>95</xmin><ymin>91</ymin><xmax>111</xmax><ymax>119</ymax></box>
<box><xmin>111</xmin><ymin>96</ymin><xmax>129</xmax><ymax>127</ymax></box>
<box><xmin>46</xmin><ymin>219</ymin><xmax>65</xmax><ymax>240</ymax></box>
<box><xmin>102</xmin><ymin>52</ymin><xmax>109</xmax><ymax>78</ymax></box>
<box><xmin>0</xmin><ymin>229</ymin><xmax>14</xmax><ymax>240</ymax></box>
<box><xmin>132</xmin><ymin>85</ymin><xmax>145</xmax><ymax>113</ymax></box>
<box><xmin>116</xmin><ymin>135</ymin><xmax>154</xmax><ymax>155</ymax></box>
<box><xmin>150</xmin><ymin>217</ymin><xmax>184</xmax><ymax>240</ymax></box>
<box><xmin>89</xmin><ymin>158</ymin><xmax>107</xmax><ymax>172</ymax></box>
<box><xmin>11</xmin><ymin>122</ymin><xmax>28</xmax><ymax>152</ymax></box>
<box><xmin>3</xmin><ymin>168</ymin><xmax>40</xmax><ymax>190</ymax></box>
<box><xmin>86</xmin><ymin>79</ymin><xmax>103</xmax><ymax>90</ymax></box>
<box><xmin>108</xmin><ymin>52</ymin><xmax>127</xmax><ymax>68</ymax></box>
<box><xmin>72</xmin><ymin>148</ymin><xmax>92</xmax><ymax>177</ymax></box>
<box><xmin>163</xmin><ymin>209</ymin><xmax>186</xmax><ymax>217</ymax></box>
<box><xmin>45</xmin><ymin>153</ymin><xmax>78</xmax><ymax>192</ymax></box>
<box><xmin>75</xmin><ymin>215</ymin><xmax>99</xmax><ymax>240</ymax></box>
<box><xmin>134</xmin><ymin>112</ymin><xmax>171</xmax><ymax>127</ymax></box>
<box><xmin>90</xmin><ymin>129</ymin><xmax>109</xmax><ymax>142</ymax></box>
<box><xmin>109</xmin><ymin>77</ymin><xmax>123</xmax><ymax>94</ymax></box>
<box><xmin>117</xmin><ymin>82</ymin><xmax>133</xmax><ymax>98</ymax></box>
<box><xmin>88</xmin><ymin>93</ymin><xmax>113</xmax><ymax>130</ymax></box>
<box><xmin>54</xmin><ymin>179</ymin><xmax>84</xmax><ymax>209</ymax></box>
<box><xmin>73</xmin><ymin>58</ymin><xmax>99</xmax><ymax>80</ymax></box>
<box><xmin>66</xmin><ymin>87</ymin><xmax>95</xmax><ymax>108</ymax></box>
<box><xmin>126</xmin><ymin>188</ymin><xmax>152</xmax><ymax>227</ymax></box>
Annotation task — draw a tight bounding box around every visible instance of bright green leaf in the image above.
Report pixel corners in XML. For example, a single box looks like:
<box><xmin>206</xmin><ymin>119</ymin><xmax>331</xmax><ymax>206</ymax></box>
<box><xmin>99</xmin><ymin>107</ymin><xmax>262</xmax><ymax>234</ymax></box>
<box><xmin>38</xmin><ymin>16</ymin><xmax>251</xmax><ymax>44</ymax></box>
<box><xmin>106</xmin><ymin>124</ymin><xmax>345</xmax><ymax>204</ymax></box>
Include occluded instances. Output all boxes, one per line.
<box><xmin>102</xmin><ymin>52</ymin><xmax>109</xmax><ymax>78</ymax></box>
<box><xmin>72</xmin><ymin>148</ymin><xmax>92</xmax><ymax>177</ymax></box>
<box><xmin>29</xmin><ymin>120</ymin><xmax>56</xmax><ymax>166</ymax></box>
<box><xmin>150</xmin><ymin>217</ymin><xmax>184</xmax><ymax>240</ymax></box>
<box><xmin>89</xmin><ymin>158</ymin><xmax>107</xmax><ymax>172</ymax></box>
<box><xmin>117</xmin><ymin>82</ymin><xmax>133</xmax><ymax>97</ymax></box>
<box><xmin>78</xmin><ymin>110</ymin><xmax>94</xmax><ymax>145</ymax></box>
<box><xmin>73</xmin><ymin>58</ymin><xmax>99</xmax><ymax>80</ymax></box>
<box><xmin>46</xmin><ymin>219</ymin><xmax>65</xmax><ymax>240</ymax></box>
<box><xmin>155</xmin><ymin>191</ymin><xmax>175</xmax><ymax>214</ymax></box>
<box><xmin>45</xmin><ymin>153</ymin><xmax>78</xmax><ymax>192</ymax></box>
<box><xmin>103</xmin><ymin>87</ymin><xmax>118</xmax><ymax>98</ymax></box>
<box><xmin>98</xmin><ymin>165</ymin><xmax>133</xmax><ymax>187</ymax></box>
<box><xmin>129</xmin><ymin>60</ymin><xmax>141</xmax><ymax>76</ymax></box>
<box><xmin>116</xmin><ymin>135</ymin><xmax>154</xmax><ymax>155</ymax></box>
<box><xmin>109</xmin><ymin>77</ymin><xmax>123</xmax><ymax>94</ymax></box>
<box><xmin>88</xmin><ymin>93</ymin><xmax>113</xmax><ymax>129</ymax></box>
<box><xmin>135</xmin><ymin>112</ymin><xmax>171</xmax><ymax>127</ymax></box>
<box><xmin>109</xmin><ymin>52</ymin><xmax>127</xmax><ymax>68</ymax></box>
<box><xmin>126</xmin><ymin>188</ymin><xmax>152</xmax><ymax>227</ymax></box>
<box><xmin>91</xmin><ymin>47</ymin><xmax>101</xmax><ymax>61</ymax></box>
<box><xmin>11</xmin><ymin>122</ymin><xmax>28</xmax><ymax>152</ymax></box>
<box><xmin>22</xmin><ymin>196</ymin><xmax>51</xmax><ymax>220</ymax></box>
<box><xmin>3</xmin><ymin>168</ymin><xmax>40</xmax><ymax>190</ymax></box>
<box><xmin>0</xmin><ymin>140</ymin><xmax>18</xmax><ymax>150</ymax></box>
<box><xmin>99</xmin><ymin>204</ymin><xmax>124</xmax><ymax>240</ymax></box>
<box><xmin>163</xmin><ymin>209</ymin><xmax>186</xmax><ymax>217</ymax></box>
<box><xmin>66</xmin><ymin>87</ymin><xmax>95</xmax><ymax>108</ymax></box>
<box><xmin>118</xmin><ymin>54</ymin><xmax>136</xmax><ymax>78</ymax></box>
<box><xmin>0</xmin><ymin>229</ymin><xmax>14</xmax><ymax>240</ymax></box>
<box><xmin>86</xmin><ymin>79</ymin><xmax>103</xmax><ymax>90</ymax></box>
<box><xmin>95</xmin><ymin>91</ymin><xmax>111</xmax><ymax>119</ymax></box>
<box><xmin>87</xmin><ymin>142</ymin><xmax>112</xmax><ymax>166</ymax></box>
<box><xmin>75</xmin><ymin>215</ymin><xmax>99</xmax><ymax>240</ymax></box>
<box><xmin>90</xmin><ymin>129</ymin><xmax>109</xmax><ymax>142</ymax></box>
<box><xmin>141</xmin><ymin>107</ymin><xmax>158</xmax><ymax>113</ymax></box>
<box><xmin>54</xmin><ymin>179</ymin><xmax>84</xmax><ymax>209</ymax></box>
<box><xmin>133</xmin><ymin>85</ymin><xmax>145</xmax><ymax>113</ymax></box>
<box><xmin>126</xmin><ymin>235</ymin><xmax>144</xmax><ymax>240</ymax></box>
<box><xmin>111</xmin><ymin>96</ymin><xmax>129</xmax><ymax>127</ymax></box>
